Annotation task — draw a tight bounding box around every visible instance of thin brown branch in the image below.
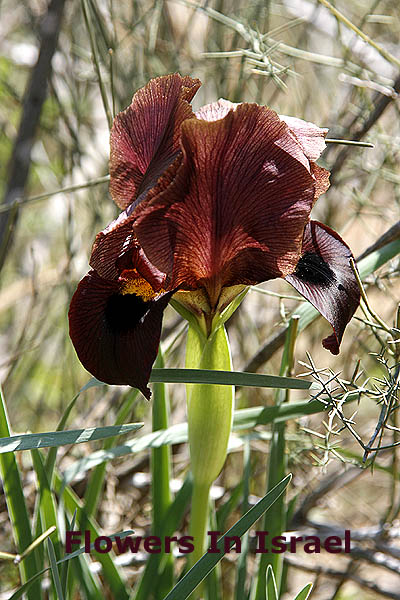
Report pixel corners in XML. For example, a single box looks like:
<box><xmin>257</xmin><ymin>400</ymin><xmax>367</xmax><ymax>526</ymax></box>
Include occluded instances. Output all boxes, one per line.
<box><xmin>0</xmin><ymin>0</ymin><xmax>66</xmax><ymax>272</ymax></box>
<box><xmin>329</xmin><ymin>73</ymin><xmax>400</xmax><ymax>184</ymax></box>
<box><xmin>285</xmin><ymin>556</ymin><xmax>400</xmax><ymax>600</ymax></box>
<box><xmin>291</xmin><ymin>467</ymin><xmax>363</xmax><ymax>527</ymax></box>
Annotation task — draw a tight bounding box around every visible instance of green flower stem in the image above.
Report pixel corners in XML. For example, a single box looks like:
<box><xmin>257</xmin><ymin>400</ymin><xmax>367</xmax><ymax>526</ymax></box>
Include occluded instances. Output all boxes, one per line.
<box><xmin>185</xmin><ymin>323</ymin><xmax>234</xmax><ymax>568</ymax></box>
<box><xmin>189</xmin><ymin>480</ymin><xmax>212</xmax><ymax>566</ymax></box>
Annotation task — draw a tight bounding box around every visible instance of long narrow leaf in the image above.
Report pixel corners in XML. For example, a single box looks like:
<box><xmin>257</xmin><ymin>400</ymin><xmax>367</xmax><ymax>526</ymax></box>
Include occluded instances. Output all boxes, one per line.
<box><xmin>163</xmin><ymin>474</ymin><xmax>292</xmax><ymax>600</ymax></box>
<box><xmin>235</xmin><ymin>440</ymin><xmax>251</xmax><ymax>600</ymax></box>
<box><xmin>61</xmin><ymin>394</ymin><xmax>357</xmax><ymax>485</ymax></box>
<box><xmin>0</xmin><ymin>385</ymin><xmax>41</xmax><ymax>599</ymax></box>
<box><xmin>7</xmin><ymin>530</ymin><xmax>133</xmax><ymax>600</ymax></box>
<box><xmin>293</xmin><ymin>583</ymin><xmax>313</xmax><ymax>600</ymax></box>
<box><xmin>45</xmin><ymin>378</ymin><xmax>106</xmax><ymax>478</ymax></box>
<box><xmin>266</xmin><ymin>565</ymin><xmax>278</xmax><ymax>600</ymax></box>
<box><xmin>47</xmin><ymin>538</ymin><xmax>64</xmax><ymax>600</ymax></box>
<box><xmin>150</xmin><ymin>368</ymin><xmax>319</xmax><ymax>390</ymax></box>
<box><xmin>54</xmin><ymin>472</ymin><xmax>130</xmax><ymax>599</ymax></box>
<box><xmin>255</xmin><ymin>317</ymin><xmax>298</xmax><ymax>600</ymax></box>
<box><xmin>0</xmin><ymin>422</ymin><xmax>143</xmax><ymax>453</ymax></box>
<box><xmin>83</xmin><ymin>388</ymin><xmax>139</xmax><ymax>518</ymax></box>
<box><xmin>135</xmin><ymin>475</ymin><xmax>193</xmax><ymax>600</ymax></box>
<box><xmin>31</xmin><ymin>449</ymin><xmax>61</xmax><ymax>568</ymax></box>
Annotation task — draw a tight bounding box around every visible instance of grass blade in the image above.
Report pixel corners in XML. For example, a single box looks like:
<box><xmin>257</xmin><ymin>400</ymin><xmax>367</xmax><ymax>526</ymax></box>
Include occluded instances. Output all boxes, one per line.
<box><xmin>31</xmin><ymin>449</ymin><xmax>60</xmax><ymax>561</ymax></box>
<box><xmin>134</xmin><ymin>475</ymin><xmax>193</xmax><ymax>600</ymax></box>
<box><xmin>7</xmin><ymin>530</ymin><xmax>133</xmax><ymax>600</ymax></box>
<box><xmin>266</xmin><ymin>565</ymin><xmax>278</xmax><ymax>600</ymax></box>
<box><xmin>45</xmin><ymin>378</ymin><xmax>106</xmax><ymax>479</ymax></box>
<box><xmin>235</xmin><ymin>440</ymin><xmax>251</xmax><ymax>600</ymax></box>
<box><xmin>255</xmin><ymin>317</ymin><xmax>298</xmax><ymax>600</ymax></box>
<box><xmin>54</xmin><ymin>472</ymin><xmax>130</xmax><ymax>599</ymax></box>
<box><xmin>151</xmin><ymin>350</ymin><xmax>174</xmax><ymax>598</ymax></box>
<box><xmin>47</xmin><ymin>538</ymin><xmax>64</xmax><ymax>600</ymax></box>
<box><xmin>293</xmin><ymin>583</ymin><xmax>313</xmax><ymax>600</ymax></box>
<box><xmin>83</xmin><ymin>388</ymin><xmax>139</xmax><ymax>518</ymax></box>
<box><xmin>0</xmin><ymin>384</ymin><xmax>41</xmax><ymax>599</ymax></box>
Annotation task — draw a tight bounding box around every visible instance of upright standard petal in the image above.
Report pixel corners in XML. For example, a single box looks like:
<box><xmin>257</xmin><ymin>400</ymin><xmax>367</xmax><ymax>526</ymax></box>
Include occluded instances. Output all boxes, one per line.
<box><xmin>285</xmin><ymin>221</ymin><xmax>360</xmax><ymax>354</ymax></box>
<box><xmin>68</xmin><ymin>270</ymin><xmax>172</xmax><ymax>398</ymax></box>
<box><xmin>89</xmin><ymin>211</ymin><xmax>137</xmax><ymax>280</ymax></box>
<box><xmin>110</xmin><ymin>73</ymin><xmax>201</xmax><ymax>211</ymax></box>
<box><xmin>89</xmin><ymin>212</ymin><xmax>166</xmax><ymax>290</ymax></box>
<box><xmin>279</xmin><ymin>115</ymin><xmax>328</xmax><ymax>162</ymax></box>
<box><xmin>134</xmin><ymin>103</ymin><xmax>318</xmax><ymax>304</ymax></box>
<box><xmin>279</xmin><ymin>115</ymin><xmax>330</xmax><ymax>202</ymax></box>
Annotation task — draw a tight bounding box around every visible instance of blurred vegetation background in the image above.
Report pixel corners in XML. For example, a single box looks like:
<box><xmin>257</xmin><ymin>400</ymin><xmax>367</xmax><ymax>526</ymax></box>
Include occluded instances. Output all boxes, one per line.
<box><xmin>0</xmin><ymin>0</ymin><xmax>399</xmax><ymax>598</ymax></box>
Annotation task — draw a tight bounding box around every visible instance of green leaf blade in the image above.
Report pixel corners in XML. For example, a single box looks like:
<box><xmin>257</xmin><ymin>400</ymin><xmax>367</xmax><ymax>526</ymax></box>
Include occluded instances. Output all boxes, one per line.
<box><xmin>0</xmin><ymin>423</ymin><xmax>143</xmax><ymax>454</ymax></box>
<box><xmin>163</xmin><ymin>474</ymin><xmax>292</xmax><ymax>600</ymax></box>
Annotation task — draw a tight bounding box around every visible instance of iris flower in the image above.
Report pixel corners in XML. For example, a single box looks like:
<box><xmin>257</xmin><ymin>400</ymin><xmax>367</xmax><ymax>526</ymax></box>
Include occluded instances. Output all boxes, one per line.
<box><xmin>69</xmin><ymin>74</ymin><xmax>360</xmax><ymax>398</ymax></box>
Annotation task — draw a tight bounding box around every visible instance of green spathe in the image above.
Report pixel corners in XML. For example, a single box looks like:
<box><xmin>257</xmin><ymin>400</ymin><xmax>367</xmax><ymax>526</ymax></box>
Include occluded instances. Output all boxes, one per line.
<box><xmin>186</xmin><ymin>324</ymin><xmax>234</xmax><ymax>486</ymax></box>
<box><xmin>185</xmin><ymin>322</ymin><xmax>234</xmax><ymax>573</ymax></box>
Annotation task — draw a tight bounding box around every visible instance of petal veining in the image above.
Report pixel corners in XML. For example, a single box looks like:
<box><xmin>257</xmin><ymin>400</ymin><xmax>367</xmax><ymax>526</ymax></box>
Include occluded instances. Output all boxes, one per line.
<box><xmin>134</xmin><ymin>103</ymin><xmax>317</xmax><ymax>299</ymax></box>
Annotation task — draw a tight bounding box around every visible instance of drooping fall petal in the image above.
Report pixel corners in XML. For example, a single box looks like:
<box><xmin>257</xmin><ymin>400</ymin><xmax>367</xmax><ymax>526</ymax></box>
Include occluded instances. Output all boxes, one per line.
<box><xmin>110</xmin><ymin>73</ymin><xmax>201</xmax><ymax>211</ymax></box>
<box><xmin>68</xmin><ymin>270</ymin><xmax>172</xmax><ymax>398</ymax></box>
<box><xmin>285</xmin><ymin>220</ymin><xmax>360</xmax><ymax>354</ymax></box>
<box><xmin>134</xmin><ymin>103</ymin><xmax>318</xmax><ymax>303</ymax></box>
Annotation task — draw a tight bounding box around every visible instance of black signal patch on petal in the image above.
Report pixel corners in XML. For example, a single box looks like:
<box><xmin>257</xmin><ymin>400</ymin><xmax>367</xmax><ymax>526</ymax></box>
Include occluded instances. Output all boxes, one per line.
<box><xmin>294</xmin><ymin>251</ymin><xmax>336</xmax><ymax>286</ymax></box>
<box><xmin>285</xmin><ymin>221</ymin><xmax>360</xmax><ymax>354</ymax></box>
<box><xmin>104</xmin><ymin>293</ymin><xmax>150</xmax><ymax>332</ymax></box>
<box><xmin>68</xmin><ymin>270</ymin><xmax>172</xmax><ymax>399</ymax></box>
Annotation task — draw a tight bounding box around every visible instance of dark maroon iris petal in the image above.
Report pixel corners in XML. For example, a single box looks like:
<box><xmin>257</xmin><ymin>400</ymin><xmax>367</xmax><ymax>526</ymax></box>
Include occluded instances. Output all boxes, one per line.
<box><xmin>104</xmin><ymin>293</ymin><xmax>150</xmax><ymax>331</ymax></box>
<box><xmin>68</xmin><ymin>270</ymin><xmax>172</xmax><ymax>398</ymax></box>
<box><xmin>110</xmin><ymin>74</ymin><xmax>201</xmax><ymax>211</ymax></box>
<box><xmin>285</xmin><ymin>220</ymin><xmax>360</xmax><ymax>354</ymax></box>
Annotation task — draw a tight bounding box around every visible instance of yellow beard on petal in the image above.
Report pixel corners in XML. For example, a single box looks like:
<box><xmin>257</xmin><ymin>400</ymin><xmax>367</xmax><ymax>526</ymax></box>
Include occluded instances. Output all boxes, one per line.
<box><xmin>120</xmin><ymin>270</ymin><xmax>162</xmax><ymax>301</ymax></box>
